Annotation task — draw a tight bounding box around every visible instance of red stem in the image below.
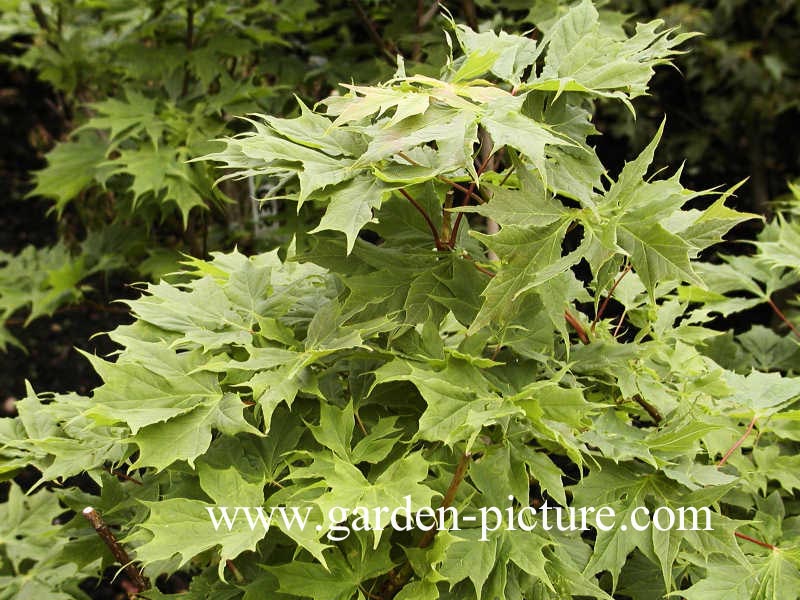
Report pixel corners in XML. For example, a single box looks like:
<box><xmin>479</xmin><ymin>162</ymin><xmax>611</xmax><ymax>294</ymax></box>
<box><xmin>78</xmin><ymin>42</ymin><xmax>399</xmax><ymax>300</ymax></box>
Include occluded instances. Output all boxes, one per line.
<box><xmin>103</xmin><ymin>466</ymin><xmax>143</xmax><ymax>486</ymax></box>
<box><xmin>717</xmin><ymin>416</ymin><xmax>757</xmax><ymax>468</ymax></box>
<box><xmin>379</xmin><ymin>453</ymin><xmax>472</xmax><ymax>598</ymax></box>
<box><xmin>399</xmin><ymin>188</ymin><xmax>444</xmax><ymax>250</ymax></box>
<box><xmin>564</xmin><ymin>310</ymin><xmax>589</xmax><ymax>345</ymax></box>
<box><xmin>591</xmin><ymin>264</ymin><xmax>631</xmax><ymax>333</ymax></box>
<box><xmin>449</xmin><ymin>153</ymin><xmax>494</xmax><ymax>247</ymax></box>
<box><xmin>767</xmin><ymin>297</ymin><xmax>800</xmax><ymax>340</ymax></box>
<box><xmin>498</xmin><ymin>165</ymin><xmax>516</xmax><ymax>186</ymax></box>
<box><xmin>461</xmin><ymin>251</ymin><xmax>495</xmax><ymax>278</ymax></box>
<box><xmin>735</xmin><ymin>531</ymin><xmax>777</xmax><ymax>551</ymax></box>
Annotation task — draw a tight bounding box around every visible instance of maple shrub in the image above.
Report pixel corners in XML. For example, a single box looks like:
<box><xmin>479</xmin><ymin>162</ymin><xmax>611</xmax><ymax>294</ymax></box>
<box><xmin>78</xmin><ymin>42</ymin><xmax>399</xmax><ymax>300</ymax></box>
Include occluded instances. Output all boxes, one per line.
<box><xmin>3</xmin><ymin>1</ymin><xmax>800</xmax><ymax>599</ymax></box>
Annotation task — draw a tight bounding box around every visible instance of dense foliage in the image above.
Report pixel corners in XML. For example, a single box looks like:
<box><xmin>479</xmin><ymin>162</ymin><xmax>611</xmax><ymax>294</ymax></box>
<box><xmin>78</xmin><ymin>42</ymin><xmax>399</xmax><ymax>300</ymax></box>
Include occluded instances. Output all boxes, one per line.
<box><xmin>0</xmin><ymin>0</ymin><xmax>460</xmax><ymax>353</ymax></box>
<box><xmin>2</xmin><ymin>1</ymin><xmax>800</xmax><ymax>599</ymax></box>
<box><xmin>3</xmin><ymin>0</ymin><xmax>800</xmax><ymax>370</ymax></box>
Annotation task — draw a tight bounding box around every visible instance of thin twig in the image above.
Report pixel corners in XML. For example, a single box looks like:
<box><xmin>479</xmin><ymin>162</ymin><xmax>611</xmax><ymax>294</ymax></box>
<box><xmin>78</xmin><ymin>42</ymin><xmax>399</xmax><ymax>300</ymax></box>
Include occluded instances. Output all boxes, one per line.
<box><xmin>350</xmin><ymin>0</ymin><xmax>396</xmax><ymax>66</ymax></box>
<box><xmin>440</xmin><ymin>177</ymin><xmax>486</xmax><ymax>205</ymax></box>
<box><xmin>633</xmin><ymin>395</ymin><xmax>662</xmax><ymax>424</ymax></box>
<box><xmin>613</xmin><ymin>309</ymin><xmax>627</xmax><ymax>338</ymax></box>
<box><xmin>564</xmin><ymin>310</ymin><xmax>589</xmax><ymax>345</ymax></box>
<box><xmin>419</xmin><ymin>0</ymin><xmax>441</xmax><ymax>27</ymax></box>
<box><xmin>472</xmin><ymin>263</ymin><xmax>495</xmax><ymax>278</ymax></box>
<box><xmin>462</xmin><ymin>0</ymin><xmax>479</xmax><ymax>30</ymax></box>
<box><xmin>31</xmin><ymin>3</ymin><xmax>50</xmax><ymax>31</ymax></box>
<box><xmin>103</xmin><ymin>466</ymin><xmax>143</xmax><ymax>486</ymax></box>
<box><xmin>412</xmin><ymin>0</ymin><xmax>424</xmax><ymax>61</ymax></box>
<box><xmin>398</xmin><ymin>188</ymin><xmax>443</xmax><ymax>250</ymax></box>
<box><xmin>379</xmin><ymin>453</ymin><xmax>472</xmax><ymax>598</ymax></box>
<box><xmin>735</xmin><ymin>531</ymin><xmax>777</xmax><ymax>551</ymax></box>
<box><xmin>82</xmin><ymin>507</ymin><xmax>148</xmax><ymax>592</ymax></box>
<box><xmin>767</xmin><ymin>297</ymin><xmax>800</xmax><ymax>340</ymax></box>
<box><xmin>181</xmin><ymin>1</ymin><xmax>195</xmax><ymax>97</ymax></box>
<box><xmin>396</xmin><ymin>152</ymin><xmax>486</xmax><ymax>206</ymax></box>
<box><xmin>498</xmin><ymin>165</ymin><xmax>516</xmax><ymax>187</ymax></box>
<box><xmin>360</xmin><ymin>585</ymin><xmax>383</xmax><ymax>600</ymax></box>
<box><xmin>460</xmin><ymin>251</ymin><xmax>495</xmax><ymax>278</ymax></box>
<box><xmin>354</xmin><ymin>411</ymin><xmax>368</xmax><ymax>436</ymax></box>
<box><xmin>449</xmin><ymin>153</ymin><xmax>494</xmax><ymax>247</ymax></box>
<box><xmin>717</xmin><ymin>416</ymin><xmax>757</xmax><ymax>468</ymax></box>
<box><xmin>226</xmin><ymin>559</ymin><xmax>245</xmax><ymax>583</ymax></box>
<box><xmin>591</xmin><ymin>263</ymin><xmax>631</xmax><ymax>333</ymax></box>
<box><xmin>419</xmin><ymin>452</ymin><xmax>471</xmax><ymax>548</ymax></box>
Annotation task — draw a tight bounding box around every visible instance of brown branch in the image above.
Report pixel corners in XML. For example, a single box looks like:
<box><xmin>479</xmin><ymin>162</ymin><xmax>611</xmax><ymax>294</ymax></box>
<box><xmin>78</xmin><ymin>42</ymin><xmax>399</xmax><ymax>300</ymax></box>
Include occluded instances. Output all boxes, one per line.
<box><xmin>564</xmin><ymin>310</ymin><xmax>589</xmax><ymax>345</ymax></box>
<box><xmin>473</xmin><ymin>263</ymin><xmax>495</xmax><ymax>278</ymax></box>
<box><xmin>717</xmin><ymin>416</ymin><xmax>757</xmax><ymax>468</ymax></box>
<box><xmin>767</xmin><ymin>297</ymin><xmax>800</xmax><ymax>340</ymax></box>
<box><xmin>398</xmin><ymin>188</ymin><xmax>444</xmax><ymax>250</ymax></box>
<box><xmin>419</xmin><ymin>0</ymin><xmax>441</xmax><ymax>27</ymax></box>
<box><xmin>103</xmin><ymin>466</ymin><xmax>143</xmax><ymax>486</ymax></box>
<box><xmin>441</xmin><ymin>177</ymin><xmax>486</xmax><ymax>205</ymax></box>
<box><xmin>31</xmin><ymin>3</ymin><xmax>50</xmax><ymax>31</ymax></box>
<box><xmin>419</xmin><ymin>452</ymin><xmax>471</xmax><ymax>548</ymax></box>
<box><xmin>463</xmin><ymin>0</ymin><xmax>479</xmax><ymax>30</ymax></box>
<box><xmin>633</xmin><ymin>394</ymin><xmax>662</xmax><ymax>424</ymax></box>
<box><xmin>735</xmin><ymin>531</ymin><xmax>777</xmax><ymax>551</ymax></box>
<box><xmin>82</xmin><ymin>507</ymin><xmax>148</xmax><ymax>592</ymax></box>
<box><xmin>498</xmin><ymin>165</ymin><xmax>516</xmax><ymax>187</ymax></box>
<box><xmin>591</xmin><ymin>263</ymin><xmax>631</xmax><ymax>333</ymax></box>
<box><xmin>350</xmin><ymin>0</ymin><xmax>396</xmax><ymax>66</ymax></box>
<box><xmin>412</xmin><ymin>0</ymin><xmax>424</xmax><ymax>61</ymax></box>
<box><xmin>355</xmin><ymin>410</ymin><xmax>369</xmax><ymax>436</ymax></box>
<box><xmin>379</xmin><ymin>453</ymin><xmax>472</xmax><ymax>599</ymax></box>
<box><xmin>181</xmin><ymin>1</ymin><xmax>195</xmax><ymax>97</ymax></box>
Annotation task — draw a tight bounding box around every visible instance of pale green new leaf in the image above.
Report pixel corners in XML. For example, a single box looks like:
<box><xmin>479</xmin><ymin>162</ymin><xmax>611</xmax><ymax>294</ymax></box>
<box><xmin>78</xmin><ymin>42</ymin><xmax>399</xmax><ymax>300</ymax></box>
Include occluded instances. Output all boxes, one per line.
<box><xmin>453</xmin><ymin>25</ymin><xmax>538</xmax><ymax>85</ymax></box>
<box><xmin>529</xmin><ymin>0</ymin><xmax>696</xmax><ymax>110</ymax></box>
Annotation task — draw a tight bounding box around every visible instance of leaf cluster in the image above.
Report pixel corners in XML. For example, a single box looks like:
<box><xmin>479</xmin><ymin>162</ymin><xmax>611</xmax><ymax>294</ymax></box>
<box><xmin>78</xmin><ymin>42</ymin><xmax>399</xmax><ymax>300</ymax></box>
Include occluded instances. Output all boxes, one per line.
<box><xmin>1</xmin><ymin>2</ymin><xmax>800</xmax><ymax>600</ymax></box>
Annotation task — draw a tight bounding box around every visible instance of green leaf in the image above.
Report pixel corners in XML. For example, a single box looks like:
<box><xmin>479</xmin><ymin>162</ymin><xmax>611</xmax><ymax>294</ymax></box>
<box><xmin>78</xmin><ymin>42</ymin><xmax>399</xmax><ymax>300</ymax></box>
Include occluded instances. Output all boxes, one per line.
<box><xmin>84</xmin><ymin>343</ymin><xmax>225</xmax><ymax>434</ymax></box>
<box><xmin>529</xmin><ymin>0</ymin><xmax>697</xmax><ymax>110</ymax></box>
<box><xmin>454</xmin><ymin>25</ymin><xmax>538</xmax><ymax>85</ymax></box>
<box><xmin>479</xmin><ymin>94</ymin><xmax>574</xmax><ymax>179</ymax></box>
<box><xmin>103</xmin><ymin>145</ymin><xmax>173</xmax><ymax>205</ymax></box>
<box><xmin>28</xmin><ymin>134</ymin><xmax>107</xmax><ymax>215</ymax></box>
<box><xmin>77</xmin><ymin>90</ymin><xmax>162</xmax><ymax>143</ymax></box>
<box><xmin>470</xmin><ymin>219</ymin><xmax>585</xmax><ymax>333</ymax></box>
<box><xmin>456</xmin><ymin>155</ymin><xmax>567</xmax><ymax>228</ymax></box>
<box><xmin>309</xmin><ymin>175</ymin><xmax>390</xmax><ymax>253</ymax></box>
<box><xmin>268</xmin><ymin>541</ymin><xmax>394</xmax><ymax>600</ymax></box>
<box><xmin>134</xmin><ymin>498</ymin><xmax>268</xmax><ymax>576</ymax></box>
<box><xmin>676</xmin><ymin>554</ymin><xmax>800</xmax><ymax>600</ymax></box>
<box><xmin>373</xmin><ymin>358</ymin><xmax>521</xmax><ymax>446</ymax></box>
